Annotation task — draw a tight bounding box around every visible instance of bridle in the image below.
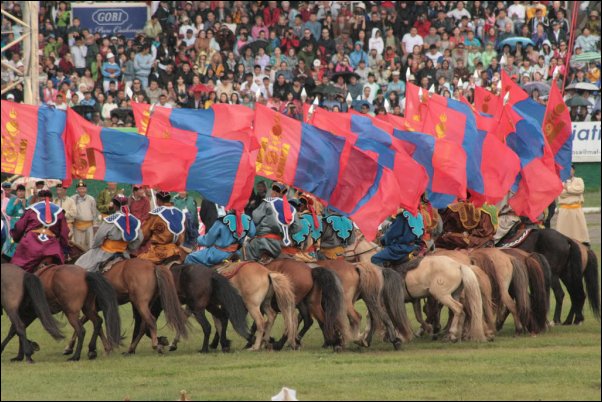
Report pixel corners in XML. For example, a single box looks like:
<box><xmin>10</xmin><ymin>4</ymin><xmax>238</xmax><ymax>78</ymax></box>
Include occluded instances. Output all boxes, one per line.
<box><xmin>342</xmin><ymin>232</ymin><xmax>380</xmax><ymax>262</ymax></box>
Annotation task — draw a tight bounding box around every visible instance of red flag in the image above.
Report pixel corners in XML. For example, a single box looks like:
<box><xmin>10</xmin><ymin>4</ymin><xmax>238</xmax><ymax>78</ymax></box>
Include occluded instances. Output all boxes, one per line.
<box><xmin>474</xmin><ymin>86</ymin><xmax>501</xmax><ymax>116</ymax></box>
<box><xmin>65</xmin><ymin>109</ymin><xmax>107</xmax><ymax>182</ymax></box>
<box><xmin>131</xmin><ymin>102</ymin><xmax>152</xmax><ymax>135</ymax></box>
<box><xmin>404</xmin><ymin>83</ymin><xmax>429</xmax><ymax>130</ymax></box>
<box><xmin>501</xmin><ymin>70</ymin><xmax>529</xmax><ymax>105</ymax></box>
<box><xmin>543</xmin><ymin>80</ymin><xmax>573</xmax><ymax>180</ymax></box>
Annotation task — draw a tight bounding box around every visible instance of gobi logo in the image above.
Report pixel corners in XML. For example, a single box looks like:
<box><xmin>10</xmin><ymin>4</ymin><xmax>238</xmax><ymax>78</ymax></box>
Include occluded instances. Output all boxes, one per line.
<box><xmin>92</xmin><ymin>9</ymin><xmax>129</xmax><ymax>25</ymax></box>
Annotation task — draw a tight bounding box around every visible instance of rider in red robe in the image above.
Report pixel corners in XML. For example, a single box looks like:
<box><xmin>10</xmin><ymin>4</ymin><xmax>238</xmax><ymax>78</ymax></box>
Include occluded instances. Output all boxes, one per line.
<box><xmin>10</xmin><ymin>190</ymin><xmax>70</xmax><ymax>272</ymax></box>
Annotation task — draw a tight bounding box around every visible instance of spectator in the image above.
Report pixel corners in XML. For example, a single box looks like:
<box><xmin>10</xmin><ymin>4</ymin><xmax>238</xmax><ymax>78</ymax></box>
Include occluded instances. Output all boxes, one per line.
<box><xmin>134</xmin><ymin>45</ymin><xmax>154</xmax><ymax>88</ymax></box>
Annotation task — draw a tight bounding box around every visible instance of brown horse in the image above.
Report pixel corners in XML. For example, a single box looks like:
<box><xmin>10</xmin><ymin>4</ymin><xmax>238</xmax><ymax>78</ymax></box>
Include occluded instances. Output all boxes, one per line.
<box><xmin>1</xmin><ymin>263</ymin><xmax>121</xmax><ymax>361</ymax></box>
<box><xmin>340</xmin><ymin>233</ymin><xmax>418</xmax><ymax>347</ymax></box>
<box><xmin>1</xmin><ymin>263</ymin><xmax>64</xmax><ymax>363</ymax></box>
<box><xmin>469</xmin><ymin>248</ymin><xmax>533</xmax><ymax>334</ymax></box>
<box><xmin>66</xmin><ymin>258</ymin><xmax>189</xmax><ymax>355</ymax></box>
<box><xmin>265</xmin><ymin>259</ymin><xmax>350</xmax><ymax>351</ymax></box>
<box><xmin>216</xmin><ymin>262</ymin><xmax>298</xmax><ymax>350</ymax></box>
<box><xmin>166</xmin><ymin>264</ymin><xmax>251</xmax><ymax>353</ymax></box>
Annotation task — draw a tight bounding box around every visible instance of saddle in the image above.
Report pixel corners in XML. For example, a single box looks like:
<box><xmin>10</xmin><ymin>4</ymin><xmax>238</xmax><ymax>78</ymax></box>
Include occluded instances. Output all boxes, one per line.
<box><xmin>215</xmin><ymin>261</ymin><xmax>252</xmax><ymax>280</ymax></box>
<box><xmin>496</xmin><ymin>221</ymin><xmax>534</xmax><ymax>248</ymax></box>
<box><xmin>98</xmin><ymin>254</ymin><xmax>126</xmax><ymax>273</ymax></box>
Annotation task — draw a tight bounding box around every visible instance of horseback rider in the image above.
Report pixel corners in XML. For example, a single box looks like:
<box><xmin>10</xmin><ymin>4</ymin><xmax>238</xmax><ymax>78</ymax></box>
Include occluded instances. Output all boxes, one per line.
<box><xmin>1</xmin><ymin>188</ymin><xmax>10</xmax><ymax>257</ymax></box>
<box><xmin>419</xmin><ymin>194</ymin><xmax>442</xmax><ymax>250</ymax></box>
<box><xmin>76</xmin><ymin>194</ymin><xmax>143</xmax><ymax>272</ymax></box>
<box><xmin>10</xmin><ymin>190</ymin><xmax>70</xmax><ymax>272</ymax></box>
<box><xmin>371</xmin><ymin>208</ymin><xmax>425</xmax><ymax>267</ymax></box>
<box><xmin>184</xmin><ymin>208</ymin><xmax>255</xmax><ymax>267</ymax></box>
<box><xmin>244</xmin><ymin>182</ymin><xmax>299</xmax><ymax>263</ymax></box>
<box><xmin>137</xmin><ymin>191</ymin><xmax>186</xmax><ymax>264</ymax></box>
<box><xmin>286</xmin><ymin>194</ymin><xmax>323</xmax><ymax>262</ymax></box>
<box><xmin>319</xmin><ymin>207</ymin><xmax>355</xmax><ymax>260</ymax></box>
<box><xmin>435</xmin><ymin>196</ymin><xmax>497</xmax><ymax>250</ymax></box>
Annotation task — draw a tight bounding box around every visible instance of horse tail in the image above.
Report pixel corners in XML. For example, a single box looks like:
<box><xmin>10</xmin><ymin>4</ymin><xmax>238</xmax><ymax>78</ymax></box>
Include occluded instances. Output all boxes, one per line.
<box><xmin>268</xmin><ymin>272</ymin><xmax>298</xmax><ymax>348</ymax></box>
<box><xmin>311</xmin><ymin>267</ymin><xmax>351</xmax><ymax>345</ymax></box>
<box><xmin>584</xmin><ymin>248</ymin><xmax>600</xmax><ymax>321</ymax></box>
<box><xmin>469</xmin><ymin>266</ymin><xmax>496</xmax><ymax>341</ymax></box>
<box><xmin>155</xmin><ymin>266</ymin><xmax>188</xmax><ymax>340</ymax></box>
<box><xmin>85</xmin><ymin>272</ymin><xmax>121</xmax><ymax>347</ymax></box>
<box><xmin>530</xmin><ymin>252</ymin><xmax>552</xmax><ymax>313</ymax></box>
<box><xmin>23</xmin><ymin>272</ymin><xmax>64</xmax><ymax>340</ymax></box>
<box><xmin>210</xmin><ymin>270</ymin><xmax>250</xmax><ymax>340</ymax></box>
<box><xmin>523</xmin><ymin>254</ymin><xmax>549</xmax><ymax>333</ymax></box>
<box><xmin>381</xmin><ymin>268</ymin><xmax>414</xmax><ymax>342</ymax></box>
<box><xmin>355</xmin><ymin>262</ymin><xmax>385</xmax><ymax>330</ymax></box>
<box><xmin>459</xmin><ymin>265</ymin><xmax>486</xmax><ymax>342</ymax></box>
<box><xmin>469</xmin><ymin>251</ymin><xmax>501</xmax><ymax>307</ymax></box>
<box><xmin>509</xmin><ymin>256</ymin><xmax>532</xmax><ymax>331</ymax></box>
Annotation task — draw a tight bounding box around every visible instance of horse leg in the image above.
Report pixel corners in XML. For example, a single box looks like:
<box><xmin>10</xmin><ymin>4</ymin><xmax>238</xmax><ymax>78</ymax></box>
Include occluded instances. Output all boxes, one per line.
<box><xmin>136</xmin><ymin>302</ymin><xmax>161</xmax><ymax>354</ymax></box>
<box><xmin>431</xmin><ymin>292</ymin><xmax>464</xmax><ymax>343</ymax></box>
<box><xmin>1</xmin><ymin>323</ymin><xmax>18</xmax><ymax>354</ymax></box>
<box><xmin>218</xmin><ymin>314</ymin><xmax>231</xmax><ymax>353</ymax></box>
<box><xmin>82</xmin><ymin>301</ymin><xmax>107</xmax><ymax>360</ymax></box>
<box><xmin>209</xmin><ymin>314</ymin><xmax>221</xmax><ymax>350</ymax></box>
<box><xmin>263</xmin><ymin>306</ymin><xmax>278</xmax><ymax>349</ymax></box>
<box><xmin>64</xmin><ymin>316</ymin><xmax>89</xmax><ymax>355</ymax></box>
<box><xmin>247</xmin><ymin>305</ymin><xmax>266</xmax><ymax>351</ymax></box>
<box><xmin>412</xmin><ymin>300</ymin><xmax>433</xmax><ymax>336</ymax></box>
<box><xmin>498</xmin><ymin>289</ymin><xmax>524</xmax><ymax>335</ymax></box>
<box><xmin>66</xmin><ymin>312</ymin><xmax>86</xmax><ymax>362</ymax></box>
<box><xmin>125</xmin><ymin>309</ymin><xmax>145</xmax><ymax>355</ymax></box>
<box><xmin>550</xmin><ymin>274</ymin><xmax>564</xmax><ymax>325</ymax></box>
<box><xmin>193</xmin><ymin>309</ymin><xmax>212</xmax><ymax>354</ymax></box>
<box><xmin>296</xmin><ymin>300</ymin><xmax>314</xmax><ymax>345</ymax></box>
<box><xmin>347</xmin><ymin>303</ymin><xmax>362</xmax><ymax>342</ymax></box>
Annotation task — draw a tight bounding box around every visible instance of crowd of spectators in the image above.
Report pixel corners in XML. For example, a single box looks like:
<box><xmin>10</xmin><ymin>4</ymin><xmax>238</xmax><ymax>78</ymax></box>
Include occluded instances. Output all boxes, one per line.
<box><xmin>1</xmin><ymin>1</ymin><xmax>600</xmax><ymax>125</ymax></box>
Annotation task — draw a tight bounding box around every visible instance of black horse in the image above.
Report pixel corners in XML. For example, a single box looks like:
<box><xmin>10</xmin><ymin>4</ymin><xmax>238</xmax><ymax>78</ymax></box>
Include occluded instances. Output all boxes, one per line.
<box><xmin>165</xmin><ymin>264</ymin><xmax>250</xmax><ymax>353</ymax></box>
<box><xmin>516</xmin><ymin>229</ymin><xmax>600</xmax><ymax>325</ymax></box>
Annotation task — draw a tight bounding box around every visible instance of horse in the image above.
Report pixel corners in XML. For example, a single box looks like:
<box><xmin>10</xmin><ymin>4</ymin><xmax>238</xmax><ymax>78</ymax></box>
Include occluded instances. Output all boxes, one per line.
<box><xmin>500</xmin><ymin>248</ymin><xmax>551</xmax><ymax>333</ymax></box>
<box><xmin>513</xmin><ymin>228</ymin><xmax>600</xmax><ymax>325</ymax></box>
<box><xmin>1</xmin><ymin>263</ymin><xmax>64</xmax><ymax>363</ymax></box>
<box><xmin>430</xmin><ymin>250</ymin><xmax>496</xmax><ymax>341</ymax></box>
<box><xmin>265</xmin><ymin>259</ymin><xmax>351</xmax><ymax>351</ymax></box>
<box><xmin>393</xmin><ymin>255</ymin><xmax>487</xmax><ymax>342</ymax></box>
<box><xmin>1</xmin><ymin>263</ymin><xmax>121</xmax><ymax>361</ymax></box>
<box><xmin>215</xmin><ymin>261</ymin><xmax>298</xmax><ymax>351</ymax></box>
<box><xmin>64</xmin><ymin>258</ymin><xmax>189</xmax><ymax>355</ymax></box>
<box><xmin>166</xmin><ymin>263</ymin><xmax>251</xmax><ymax>353</ymax></box>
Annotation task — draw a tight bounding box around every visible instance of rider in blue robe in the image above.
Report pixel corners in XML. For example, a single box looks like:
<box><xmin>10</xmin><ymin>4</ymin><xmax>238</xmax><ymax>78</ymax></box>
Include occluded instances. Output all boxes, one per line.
<box><xmin>371</xmin><ymin>209</ymin><xmax>425</xmax><ymax>266</ymax></box>
<box><xmin>185</xmin><ymin>210</ymin><xmax>255</xmax><ymax>266</ymax></box>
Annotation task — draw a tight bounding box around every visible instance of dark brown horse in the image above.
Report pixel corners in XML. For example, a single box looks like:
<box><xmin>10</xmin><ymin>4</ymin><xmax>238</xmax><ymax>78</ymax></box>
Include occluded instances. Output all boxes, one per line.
<box><xmin>65</xmin><ymin>258</ymin><xmax>189</xmax><ymax>355</ymax></box>
<box><xmin>166</xmin><ymin>264</ymin><xmax>251</xmax><ymax>353</ymax></box>
<box><xmin>265</xmin><ymin>259</ymin><xmax>350</xmax><ymax>351</ymax></box>
<box><xmin>1</xmin><ymin>264</ymin><xmax>64</xmax><ymax>363</ymax></box>
<box><xmin>515</xmin><ymin>228</ymin><xmax>600</xmax><ymax>325</ymax></box>
<box><xmin>1</xmin><ymin>263</ymin><xmax>121</xmax><ymax>361</ymax></box>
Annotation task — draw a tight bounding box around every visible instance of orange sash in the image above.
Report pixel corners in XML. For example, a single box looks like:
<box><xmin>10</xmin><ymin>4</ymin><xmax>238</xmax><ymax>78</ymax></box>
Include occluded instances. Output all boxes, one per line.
<box><xmin>101</xmin><ymin>239</ymin><xmax>128</xmax><ymax>253</ymax></box>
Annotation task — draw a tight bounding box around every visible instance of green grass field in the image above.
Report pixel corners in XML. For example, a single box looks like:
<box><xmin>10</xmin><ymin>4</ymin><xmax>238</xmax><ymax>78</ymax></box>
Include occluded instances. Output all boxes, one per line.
<box><xmin>2</xmin><ymin>247</ymin><xmax>601</xmax><ymax>401</ymax></box>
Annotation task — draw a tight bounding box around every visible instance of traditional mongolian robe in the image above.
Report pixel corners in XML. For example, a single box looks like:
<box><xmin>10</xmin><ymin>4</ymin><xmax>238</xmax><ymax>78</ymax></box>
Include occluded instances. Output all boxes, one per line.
<box><xmin>436</xmin><ymin>201</ymin><xmax>497</xmax><ymax>249</ymax></box>
<box><xmin>1</xmin><ymin>211</ymin><xmax>9</xmax><ymax>255</ymax></box>
<box><xmin>137</xmin><ymin>205</ymin><xmax>186</xmax><ymax>263</ymax></box>
<box><xmin>5</xmin><ymin>197</ymin><xmax>29</xmax><ymax>257</ymax></box>
<box><xmin>10</xmin><ymin>202</ymin><xmax>70</xmax><ymax>272</ymax></box>
<box><xmin>556</xmin><ymin>176</ymin><xmax>590</xmax><ymax>244</ymax></box>
<box><xmin>287</xmin><ymin>210</ymin><xmax>323</xmax><ymax>261</ymax></box>
<box><xmin>185</xmin><ymin>213</ymin><xmax>255</xmax><ymax>266</ymax></box>
<box><xmin>319</xmin><ymin>211</ymin><xmax>355</xmax><ymax>260</ymax></box>
<box><xmin>371</xmin><ymin>210</ymin><xmax>424</xmax><ymax>266</ymax></box>
<box><xmin>75</xmin><ymin>212</ymin><xmax>142</xmax><ymax>272</ymax></box>
<box><xmin>71</xmin><ymin>194</ymin><xmax>98</xmax><ymax>251</ymax></box>
<box><xmin>245</xmin><ymin>198</ymin><xmax>299</xmax><ymax>261</ymax></box>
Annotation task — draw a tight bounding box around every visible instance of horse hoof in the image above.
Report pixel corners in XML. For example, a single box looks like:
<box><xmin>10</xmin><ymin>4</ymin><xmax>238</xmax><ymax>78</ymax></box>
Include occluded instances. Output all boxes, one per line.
<box><xmin>157</xmin><ymin>337</ymin><xmax>169</xmax><ymax>346</ymax></box>
<box><xmin>221</xmin><ymin>347</ymin><xmax>231</xmax><ymax>353</ymax></box>
<box><xmin>169</xmin><ymin>345</ymin><xmax>178</xmax><ymax>352</ymax></box>
<box><xmin>10</xmin><ymin>356</ymin><xmax>23</xmax><ymax>362</ymax></box>
<box><xmin>26</xmin><ymin>358</ymin><xmax>35</xmax><ymax>364</ymax></box>
<box><xmin>67</xmin><ymin>356</ymin><xmax>80</xmax><ymax>362</ymax></box>
<box><xmin>157</xmin><ymin>346</ymin><xmax>164</xmax><ymax>355</ymax></box>
<box><xmin>333</xmin><ymin>345</ymin><xmax>343</xmax><ymax>353</ymax></box>
<box><xmin>291</xmin><ymin>344</ymin><xmax>301</xmax><ymax>351</ymax></box>
<box><xmin>30</xmin><ymin>341</ymin><xmax>40</xmax><ymax>352</ymax></box>
<box><xmin>271</xmin><ymin>344</ymin><xmax>284</xmax><ymax>352</ymax></box>
<box><xmin>393</xmin><ymin>340</ymin><xmax>402</xmax><ymax>351</ymax></box>
<box><xmin>63</xmin><ymin>348</ymin><xmax>74</xmax><ymax>356</ymax></box>
<box><xmin>198</xmin><ymin>349</ymin><xmax>209</xmax><ymax>354</ymax></box>
<box><xmin>122</xmin><ymin>351</ymin><xmax>135</xmax><ymax>357</ymax></box>
<box><xmin>574</xmin><ymin>320</ymin><xmax>584</xmax><ymax>326</ymax></box>
<box><xmin>88</xmin><ymin>350</ymin><xmax>97</xmax><ymax>360</ymax></box>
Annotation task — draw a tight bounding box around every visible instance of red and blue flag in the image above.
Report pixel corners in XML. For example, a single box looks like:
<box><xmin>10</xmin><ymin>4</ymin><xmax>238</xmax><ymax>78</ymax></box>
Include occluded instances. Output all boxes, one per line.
<box><xmin>1</xmin><ymin>101</ymin><xmax>67</xmax><ymax>179</ymax></box>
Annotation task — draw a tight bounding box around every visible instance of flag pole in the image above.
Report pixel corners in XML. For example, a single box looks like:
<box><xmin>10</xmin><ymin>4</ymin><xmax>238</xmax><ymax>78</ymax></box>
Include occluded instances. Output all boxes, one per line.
<box><xmin>561</xmin><ymin>1</ymin><xmax>580</xmax><ymax>96</ymax></box>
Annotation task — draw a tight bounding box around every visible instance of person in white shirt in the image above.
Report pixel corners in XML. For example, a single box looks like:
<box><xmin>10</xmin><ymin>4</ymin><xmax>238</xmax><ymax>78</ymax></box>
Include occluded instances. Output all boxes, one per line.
<box><xmin>70</xmin><ymin>36</ymin><xmax>87</xmax><ymax>75</ymax></box>
<box><xmin>240</xmin><ymin>72</ymin><xmax>260</xmax><ymax>97</ymax></box>
<box><xmin>402</xmin><ymin>27</ymin><xmax>424</xmax><ymax>55</ymax></box>
<box><xmin>101</xmin><ymin>94</ymin><xmax>118</xmax><ymax>120</ymax></box>
<box><xmin>369</xmin><ymin>28</ymin><xmax>384</xmax><ymax>55</ymax></box>
<box><xmin>507</xmin><ymin>1</ymin><xmax>526</xmax><ymax>32</ymax></box>
<box><xmin>447</xmin><ymin>1</ymin><xmax>471</xmax><ymax>21</ymax></box>
<box><xmin>179</xmin><ymin>16</ymin><xmax>196</xmax><ymax>38</ymax></box>
<box><xmin>54</xmin><ymin>94</ymin><xmax>68</xmax><ymax>110</ymax></box>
